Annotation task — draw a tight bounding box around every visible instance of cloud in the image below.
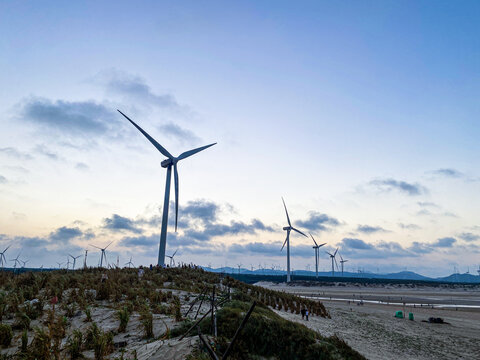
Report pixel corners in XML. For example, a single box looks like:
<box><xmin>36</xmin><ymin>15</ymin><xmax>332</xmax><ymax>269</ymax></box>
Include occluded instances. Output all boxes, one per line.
<box><xmin>431</xmin><ymin>237</ymin><xmax>456</xmax><ymax>248</ymax></box>
<box><xmin>0</xmin><ymin>175</ymin><xmax>7</xmax><ymax>184</ymax></box>
<box><xmin>340</xmin><ymin>238</ymin><xmax>374</xmax><ymax>250</ymax></box>
<box><xmin>96</xmin><ymin>69</ymin><xmax>182</xmax><ymax>110</ymax></box>
<box><xmin>35</xmin><ymin>144</ymin><xmax>60</xmax><ymax>161</ymax></box>
<box><xmin>184</xmin><ymin>219</ymin><xmax>274</xmax><ymax>242</ymax></box>
<box><xmin>0</xmin><ymin>147</ymin><xmax>33</xmax><ymax>160</ymax></box>
<box><xmin>398</xmin><ymin>223</ymin><xmax>421</xmax><ymax>230</ymax></box>
<box><xmin>458</xmin><ymin>232</ymin><xmax>480</xmax><ymax>242</ymax></box>
<box><xmin>369</xmin><ymin>178</ymin><xmax>426</xmax><ymax>196</ymax></box>
<box><xmin>181</xmin><ymin>200</ymin><xmax>220</xmax><ymax>224</ymax></box>
<box><xmin>229</xmin><ymin>241</ymin><xmax>313</xmax><ymax>258</ymax></box>
<box><xmin>432</xmin><ymin>168</ymin><xmax>463</xmax><ymax>178</ymax></box>
<box><xmin>158</xmin><ymin>122</ymin><xmax>200</xmax><ymax>145</ymax></box>
<box><xmin>17</xmin><ymin>236</ymin><xmax>50</xmax><ymax>248</ymax></box>
<box><xmin>296</xmin><ymin>211</ymin><xmax>340</xmax><ymax>232</ymax></box>
<box><xmin>417</xmin><ymin>202</ymin><xmax>439</xmax><ymax>208</ymax></box>
<box><xmin>75</xmin><ymin>162</ymin><xmax>89</xmax><ymax>170</ymax></box>
<box><xmin>103</xmin><ymin>214</ymin><xmax>143</xmax><ymax>234</ymax></box>
<box><xmin>20</xmin><ymin>97</ymin><xmax>116</xmax><ymax>136</ymax></box>
<box><xmin>120</xmin><ymin>234</ymin><xmax>158</xmax><ymax>247</ymax></box>
<box><xmin>49</xmin><ymin>226</ymin><xmax>83</xmax><ymax>242</ymax></box>
<box><xmin>356</xmin><ymin>225</ymin><xmax>388</xmax><ymax>234</ymax></box>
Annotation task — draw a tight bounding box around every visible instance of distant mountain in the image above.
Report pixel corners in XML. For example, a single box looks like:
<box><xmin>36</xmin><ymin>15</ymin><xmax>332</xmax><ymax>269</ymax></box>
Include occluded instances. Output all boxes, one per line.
<box><xmin>202</xmin><ymin>267</ymin><xmax>480</xmax><ymax>283</ymax></box>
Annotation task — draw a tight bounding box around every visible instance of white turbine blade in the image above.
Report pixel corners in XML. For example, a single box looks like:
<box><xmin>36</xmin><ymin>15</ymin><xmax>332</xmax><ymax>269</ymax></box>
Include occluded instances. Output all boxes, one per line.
<box><xmin>281</xmin><ymin>235</ymin><xmax>288</xmax><ymax>251</ymax></box>
<box><xmin>318</xmin><ymin>243</ymin><xmax>327</xmax><ymax>248</ymax></box>
<box><xmin>334</xmin><ymin>257</ymin><xmax>340</xmax><ymax>271</ymax></box>
<box><xmin>339</xmin><ymin>254</ymin><xmax>343</xmax><ymax>262</ymax></box>
<box><xmin>104</xmin><ymin>241</ymin><xmax>114</xmax><ymax>250</ymax></box>
<box><xmin>172</xmin><ymin>249</ymin><xmax>178</xmax><ymax>257</ymax></box>
<box><xmin>90</xmin><ymin>244</ymin><xmax>102</xmax><ymax>250</ymax></box>
<box><xmin>2</xmin><ymin>245</ymin><xmax>10</xmax><ymax>253</ymax></box>
<box><xmin>292</xmin><ymin>227</ymin><xmax>307</xmax><ymax>237</ymax></box>
<box><xmin>281</xmin><ymin>197</ymin><xmax>292</xmax><ymax>226</ymax></box>
<box><xmin>174</xmin><ymin>163</ymin><xmax>179</xmax><ymax>232</ymax></box>
<box><xmin>310</xmin><ymin>233</ymin><xmax>318</xmax><ymax>247</ymax></box>
<box><xmin>333</xmin><ymin>248</ymin><xmax>338</xmax><ymax>256</ymax></box>
<box><xmin>344</xmin><ymin>260</ymin><xmax>349</xmax><ymax>263</ymax></box>
<box><xmin>326</xmin><ymin>251</ymin><xmax>333</xmax><ymax>256</ymax></box>
<box><xmin>118</xmin><ymin>110</ymin><xmax>173</xmax><ymax>159</ymax></box>
<box><xmin>177</xmin><ymin>143</ymin><xmax>216</xmax><ymax>161</ymax></box>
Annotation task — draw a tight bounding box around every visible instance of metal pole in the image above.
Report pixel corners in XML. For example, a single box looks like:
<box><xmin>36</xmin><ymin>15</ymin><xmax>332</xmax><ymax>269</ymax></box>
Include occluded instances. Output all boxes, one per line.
<box><xmin>286</xmin><ymin>230</ymin><xmax>291</xmax><ymax>282</ymax></box>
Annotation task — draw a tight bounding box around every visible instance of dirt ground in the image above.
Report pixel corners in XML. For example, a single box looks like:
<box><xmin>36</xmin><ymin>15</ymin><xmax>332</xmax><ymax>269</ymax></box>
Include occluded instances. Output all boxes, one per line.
<box><xmin>259</xmin><ymin>282</ymin><xmax>480</xmax><ymax>360</ymax></box>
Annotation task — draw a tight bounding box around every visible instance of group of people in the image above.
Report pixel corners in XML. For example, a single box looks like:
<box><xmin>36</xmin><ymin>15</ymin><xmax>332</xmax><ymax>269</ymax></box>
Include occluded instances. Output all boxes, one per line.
<box><xmin>301</xmin><ymin>308</ymin><xmax>310</xmax><ymax>321</ymax></box>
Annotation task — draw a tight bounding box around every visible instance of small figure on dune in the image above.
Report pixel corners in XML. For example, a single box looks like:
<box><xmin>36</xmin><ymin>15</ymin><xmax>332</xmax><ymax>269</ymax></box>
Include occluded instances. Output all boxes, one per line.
<box><xmin>101</xmin><ymin>273</ymin><xmax>108</xmax><ymax>283</ymax></box>
<box><xmin>305</xmin><ymin>309</ymin><xmax>309</xmax><ymax>321</ymax></box>
<box><xmin>301</xmin><ymin>308</ymin><xmax>306</xmax><ymax>320</ymax></box>
<box><xmin>138</xmin><ymin>266</ymin><xmax>145</xmax><ymax>279</ymax></box>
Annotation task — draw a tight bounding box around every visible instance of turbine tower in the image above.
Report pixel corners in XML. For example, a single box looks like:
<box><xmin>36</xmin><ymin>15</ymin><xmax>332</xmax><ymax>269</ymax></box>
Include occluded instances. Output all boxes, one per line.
<box><xmin>0</xmin><ymin>245</ymin><xmax>10</xmax><ymax>269</ymax></box>
<box><xmin>339</xmin><ymin>253</ymin><xmax>348</xmax><ymax>276</ymax></box>
<box><xmin>326</xmin><ymin>248</ymin><xmax>339</xmax><ymax>277</ymax></box>
<box><xmin>310</xmin><ymin>233</ymin><xmax>326</xmax><ymax>278</ymax></box>
<box><xmin>166</xmin><ymin>249</ymin><xmax>178</xmax><ymax>267</ymax></box>
<box><xmin>69</xmin><ymin>254</ymin><xmax>82</xmax><ymax>270</ymax></box>
<box><xmin>11</xmin><ymin>252</ymin><xmax>21</xmax><ymax>270</ymax></box>
<box><xmin>280</xmin><ymin>197</ymin><xmax>307</xmax><ymax>282</ymax></box>
<box><xmin>90</xmin><ymin>241</ymin><xmax>113</xmax><ymax>268</ymax></box>
<box><xmin>118</xmin><ymin>110</ymin><xmax>216</xmax><ymax>267</ymax></box>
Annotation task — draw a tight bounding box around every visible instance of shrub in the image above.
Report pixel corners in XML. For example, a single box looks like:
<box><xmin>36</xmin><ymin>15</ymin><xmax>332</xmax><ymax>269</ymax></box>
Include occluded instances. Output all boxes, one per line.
<box><xmin>140</xmin><ymin>309</ymin><xmax>153</xmax><ymax>338</ymax></box>
<box><xmin>66</xmin><ymin>329</ymin><xmax>83</xmax><ymax>359</ymax></box>
<box><xmin>21</xmin><ymin>329</ymin><xmax>28</xmax><ymax>353</ymax></box>
<box><xmin>29</xmin><ymin>327</ymin><xmax>51</xmax><ymax>359</ymax></box>
<box><xmin>84</xmin><ymin>306</ymin><xmax>92</xmax><ymax>322</ymax></box>
<box><xmin>0</xmin><ymin>324</ymin><xmax>13</xmax><ymax>347</ymax></box>
<box><xmin>116</xmin><ymin>306</ymin><xmax>130</xmax><ymax>333</ymax></box>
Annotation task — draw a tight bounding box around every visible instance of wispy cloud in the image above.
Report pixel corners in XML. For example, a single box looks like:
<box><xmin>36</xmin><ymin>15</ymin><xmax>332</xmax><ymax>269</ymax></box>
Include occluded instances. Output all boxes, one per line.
<box><xmin>158</xmin><ymin>122</ymin><xmax>200</xmax><ymax>145</ymax></box>
<box><xmin>431</xmin><ymin>237</ymin><xmax>456</xmax><ymax>248</ymax></box>
<box><xmin>0</xmin><ymin>147</ymin><xmax>33</xmax><ymax>160</ymax></box>
<box><xmin>369</xmin><ymin>178</ymin><xmax>427</xmax><ymax>196</ymax></box>
<box><xmin>356</xmin><ymin>225</ymin><xmax>388</xmax><ymax>234</ymax></box>
<box><xmin>458</xmin><ymin>232</ymin><xmax>480</xmax><ymax>242</ymax></box>
<box><xmin>0</xmin><ymin>175</ymin><xmax>7</xmax><ymax>184</ymax></box>
<box><xmin>103</xmin><ymin>214</ymin><xmax>143</xmax><ymax>234</ymax></box>
<box><xmin>398</xmin><ymin>223</ymin><xmax>421</xmax><ymax>230</ymax></box>
<box><xmin>49</xmin><ymin>226</ymin><xmax>83</xmax><ymax>242</ymax></box>
<box><xmin>296</xmin><ymin>211</ymin><xmax>340</xmax><ymax>232</ymax></box>
<box><xmin>432</xmin><ymin>168</ymin><xmax>463</xmax><ymax>178</ymax></box>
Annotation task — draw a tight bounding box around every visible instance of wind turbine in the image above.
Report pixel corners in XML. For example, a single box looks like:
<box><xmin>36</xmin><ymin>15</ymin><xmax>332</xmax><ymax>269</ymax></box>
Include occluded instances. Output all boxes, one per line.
<box><xmin>326</xmin><ymin>248</ymin><xmax>339</xmax><ymax>277</ymax></box>
<box><xmin>237</xmin><ymin>263</ymin><xmax>242</xmax><ymax>274</ymax></box>
<box><xmin>90</xmin><ymin>241</ymin><xmax>113</xmax><ymax>268</ymax></box>
<box><xmin>166</xmin><ymin>249</ymin><xmax>178</xmax><ymax>267</ymax></box>
<box><xmin>11</xmin><ymin>252</ymin><xmax>21</xmax><ymax>271</ymax></box>
<box><xmin>0</xmin><ymin>245</ymin><xmax>10</xmax><ymax>269</ymax></box>
<box><xmin>66</xmin><ymin>257</ymin><xmax>71</xmax><ymax>270</ymax></box>
<box><xmin>69</xmin><ymin>254</ymin><xmax>82</xmax><ymax>270</ymax></box>
<box><xmin>339</xmin><ymin>253</ymin><xmax>348</xmax><ymax>276</ymax></box>
<box><xmin>280</xmin><ymin>198</ymin><xmax>307</xmax><ymax>282</ymax></box>
<box><xmin>21</xmin><ymin>259</ymin><xmax>28</xmax><ymax>268</ymax></box>
<box><xmin>83</xmin><ymin>250</ymin><xmax>88</xmax><ymax>269</ymax></box>
<box><xmin>310</xmin><ymin>233</ymin><xmax>326</xmax><ymax>278</ymax></box>
<box><xmin>56</xmin><ymin>261</ymin><xmax>64</xmax><ymax>269</ymax></box>
<box><xmin>118</xmin><ymin>110</ymin><xmax>216</xmax><ymax>267</ymax></box>
<box><xmin>125</xmin><ymin>256</ymin><xmax>134</xmax><ymax>268</ymax></box>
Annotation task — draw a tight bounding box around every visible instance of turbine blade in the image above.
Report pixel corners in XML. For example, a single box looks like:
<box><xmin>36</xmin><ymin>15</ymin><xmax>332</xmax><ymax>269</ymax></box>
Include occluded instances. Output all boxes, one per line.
<box><xmin>177</xmin><ymin>143</ymin><xmax>216</xmax><ymax>161</ymax></box>
<box><xmin>90</xmin><ymin>244</ymin><xmax>102</xmax><ymax>250</ymax></box>
<box><xmin>281</xmin><ymin>235</ymin><xmax>288</xmax><ymax>251</ymax></box>
<box><xmin>117</xmin><ymin>110</ymin><xmax>173</xmax><ymax>159</ymax></box>
<box><xmin>326</xmin><ymin>251</ymin><xmax>333</xmax><ymax>256</ymax></box>
<box><xmin>334</xmin><ymin>258</ymin><xmax>339</xmax><ymax>271</ymax></box>
<box><xmin>310</xmin><ymin>233</ymin><xmax>318</xmax><ymax>247</ymax></box>
<box><xmin>105</xmin><ymin>241</ymin><xmax>114</xmax><ymax>250</ymax></box>
<box><xmin>281</xmin><ymin>197</ymin><xmax>291</xmax><ymax>226</ymax></box>
<box><xmin>334</xmin><ymin>248</ymin><xmax>338</xmax><ymax>256</ymax></box>
<box><xmin>2</xmin><ymin>245</ymin><xmax>10</xmax><ymax>253</ymax></box>
<box><xmin>318</xmin><ymin>243</ymin><xmax>327</xmax><ymax>248</ymax></box>
<box><xmin>292</xmin><ymin>227</ymin><xmax>308</xmax><ymax>237</ymax></box>
<box><xmin>174</xmin><ymin>163</ymin><xmax>179</xmax><ymax>232</ymax></box>
<box><xmin>172</xmin><ymin>249</ymin><xmax>178</xmax><ymax>257</ymax></box>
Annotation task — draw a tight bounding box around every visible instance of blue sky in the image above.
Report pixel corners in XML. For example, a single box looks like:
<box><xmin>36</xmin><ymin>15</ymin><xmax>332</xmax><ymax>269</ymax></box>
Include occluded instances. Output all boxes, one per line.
<box><xmin>0</xmin><ymin>1</ymin><xmax>479</xmax><ymax>276</ymax></box>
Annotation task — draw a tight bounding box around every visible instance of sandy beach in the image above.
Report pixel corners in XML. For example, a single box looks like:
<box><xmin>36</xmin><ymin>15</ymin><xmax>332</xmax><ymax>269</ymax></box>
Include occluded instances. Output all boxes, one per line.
<box><xmin>259</xmin><ymin>282</ymin><xmax>480</xmax><ymax>360</ymax></box>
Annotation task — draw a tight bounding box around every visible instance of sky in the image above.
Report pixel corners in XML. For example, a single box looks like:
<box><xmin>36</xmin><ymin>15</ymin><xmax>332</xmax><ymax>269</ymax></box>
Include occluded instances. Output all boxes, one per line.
<box><xmin>0</xmin><ymin>1</ymin><xmax>479</xmax><ymax>277</ymax></box>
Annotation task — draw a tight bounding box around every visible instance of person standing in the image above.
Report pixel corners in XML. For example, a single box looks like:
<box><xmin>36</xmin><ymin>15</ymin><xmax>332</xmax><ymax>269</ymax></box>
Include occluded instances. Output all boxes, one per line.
<box><xmin>305</xmin><ymin>309</ymin><xmax>309</xmax><ymax>321</ymax></box>
<box><xmin>301</xmin><ymin>308</ymin><xmax>306</xmax><ymax>320</ymax></box>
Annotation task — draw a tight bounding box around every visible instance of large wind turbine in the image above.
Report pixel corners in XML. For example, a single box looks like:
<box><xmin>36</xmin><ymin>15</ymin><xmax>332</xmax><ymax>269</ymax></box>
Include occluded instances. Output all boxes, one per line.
<box><xmin>326</xmin><ymin>248</ymin><xmax>339</xmax><ymax>277</ymax></box>
<box><xmin>125</xmin><ymin>256</ymin><xmax>134</xmax><ymax>268</ymax></box>
<box><xmin>69</xmin><ymin>254</ymin><xmax>82</xmax><ymax>270</ymax></box>
<box><xmin>90</xmin><ymin>241</ymin><xmax>113</xmax><ymax>268</ymax></box>
<box><xmin>280</xmin><ymin>198</ymin><xmax>307</xmax><ymax>282</ymax></box>
<box><xmin>339</xmin><ymin>253</ymin><xmax>348</xmax><ymax>276</ymax></box>
<box><xmin>0</xmin><ymin>245</ymin><xmax>10</xmax><ymax>269</ymax></box>
<box><xmin>118</xmin><ymin>110</ymin><xmax>216</xmax><ymax>267</ymax></box>
<box><xmin>310</xmin><ymin>233</ymin><xmax>326</xmax><ymax>278</ymax></box>
<box><xmin>11</xmin><ymin>253</ymin><xmax>21</xmax><ymax>271</ymax></box>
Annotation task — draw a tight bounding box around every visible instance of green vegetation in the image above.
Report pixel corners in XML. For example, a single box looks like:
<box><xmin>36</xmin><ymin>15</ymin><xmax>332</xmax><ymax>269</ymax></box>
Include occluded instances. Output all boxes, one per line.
<box><xmin>0</xmin><ymin>266</ymin><xmax>362</xmax><ymax>359</ymax></box>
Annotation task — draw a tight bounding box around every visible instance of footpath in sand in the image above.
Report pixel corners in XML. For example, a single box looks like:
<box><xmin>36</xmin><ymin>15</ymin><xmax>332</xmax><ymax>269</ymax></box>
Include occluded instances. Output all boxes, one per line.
<box><xmin>259</xmin><ymin>282</ymin><xmax>480</xmax><ymax>360</ymax></box>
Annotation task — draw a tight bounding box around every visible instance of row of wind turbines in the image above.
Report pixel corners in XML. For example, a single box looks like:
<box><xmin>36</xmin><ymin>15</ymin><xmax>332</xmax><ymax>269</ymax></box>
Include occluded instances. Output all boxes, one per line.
<box><xmin>280</xmin><ymin>198</ymin><xmax>348</xmax><ymax>282</ymax></box>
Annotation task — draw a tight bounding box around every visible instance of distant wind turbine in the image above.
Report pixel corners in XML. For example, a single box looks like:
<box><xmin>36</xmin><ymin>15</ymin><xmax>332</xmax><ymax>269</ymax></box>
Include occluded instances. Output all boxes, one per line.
<box><xmin>326</xmin><ymin>248</ymin><xmax>339</xmax><ymax>277</ymax></box>
<box><xmin>21</xmin><ymin>259</ymin><xmax>28</xmax><ymax>268</ymax></box>
<box><xmin>310</xmin><ymin>233</ymin><xmax>326</xmax><ymax>278</ymax></box>
<box><xmin>0</xmin><ymin>245</ymin><xmax>10</xmax><ymax>269</ymax></box>
<box><xmin>11</xmin><ymin>252</ymin><xmax>21</xmax><ymax>270</ymax></box>
<box><xmin>90</xmin><ymin>241</ymin><xmax>113</xmax><ymax>268</ymax></box>
<box><xmin>118</xmin><ymin>110</ymin><xmax>216</xmax><ymax>267</ymax></box>
<box><xmin>166</xmin><ymin>249</ymin><xmax>178</xmax><ymax>267</ymax></box>
<box><xmin>280</xmin><ymin>198</ymin><xmax>307</xmax><ymax>282</ymax></box>
<box><xmin>339</xmin><ymin>253</ymin><xmax>348</xmax><ymax>276</ymax></box>
<box><xmin>56</xmin><ymin>261</ymin><xmax>64</xmax><ymax>269</ymax></box>
<box><xmin>125</xmin><ymin>256</ymin><xmax>134</xmax><ymax>268</ymax></box>
<box><xmin>69</xmin><ymin>254</ymin><xmax>82</xmax><ymax>270</ymax></box>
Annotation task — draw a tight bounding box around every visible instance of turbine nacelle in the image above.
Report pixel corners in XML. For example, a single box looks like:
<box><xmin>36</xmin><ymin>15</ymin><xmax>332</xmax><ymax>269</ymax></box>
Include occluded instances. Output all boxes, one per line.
<box><xmin>283</xmin><ymin>226</ymin><xmax>291</xmax><ymax>231</ymax></box>
<box><xmin>161</xmin><ymin>158</ymin><xmax>177</xmax><ymax>168</ymax></box>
